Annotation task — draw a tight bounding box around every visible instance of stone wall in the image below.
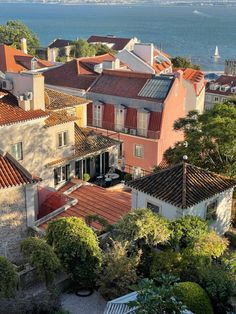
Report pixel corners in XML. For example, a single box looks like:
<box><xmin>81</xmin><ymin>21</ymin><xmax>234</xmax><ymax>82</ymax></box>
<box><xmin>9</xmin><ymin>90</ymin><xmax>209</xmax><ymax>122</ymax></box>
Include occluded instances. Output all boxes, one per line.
<box><xmin>0</xmin><ymin>186</ymin><xmax>28</xmax><ymax>263</ymax></box>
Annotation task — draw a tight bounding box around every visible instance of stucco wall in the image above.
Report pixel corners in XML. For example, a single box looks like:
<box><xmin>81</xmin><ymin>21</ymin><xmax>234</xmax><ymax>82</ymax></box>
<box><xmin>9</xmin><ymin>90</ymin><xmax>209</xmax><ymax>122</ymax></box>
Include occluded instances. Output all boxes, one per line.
<box><xmin>132</xmin><ymin>187</ymin><xmax>234</xmax><ymax>234</ymax></box>
<box><xmin>0</xmin><ymin>186</ymin><xmax>28</xmax><ymax>262</ymax></box>
<box><xmin>0</xmin><ymin>119</ymin><xmax>76</xmax><ymax>188</ymax></box>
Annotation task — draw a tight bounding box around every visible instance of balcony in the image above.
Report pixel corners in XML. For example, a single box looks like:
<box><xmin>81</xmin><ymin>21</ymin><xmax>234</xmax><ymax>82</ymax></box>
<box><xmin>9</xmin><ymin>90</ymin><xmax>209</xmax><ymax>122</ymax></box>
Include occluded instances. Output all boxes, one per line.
<box><xmin>89</xmin><ymin>121</ymin><xmax>160</xmax><ymax>140</ymax></box>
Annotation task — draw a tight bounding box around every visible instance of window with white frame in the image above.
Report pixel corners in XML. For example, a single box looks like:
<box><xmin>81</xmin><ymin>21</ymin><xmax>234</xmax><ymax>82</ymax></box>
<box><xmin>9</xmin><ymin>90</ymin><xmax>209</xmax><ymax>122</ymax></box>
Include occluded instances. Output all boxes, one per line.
<box><xmin>11</xmin><ymin>142</ymin><xmax>23</xmax><ymax>160</ymax></box>
<box><xmin>214</xmin><ymin>96</ymin><xmax>219</xmax><ymax>102</ymax></box>
<box><xmin>206</xmin><ymin>199</ymin><xmax>218</xmax><ymax>221</ymax></box>
<box><xmin>115</xmin><ymin>108</ymin><xmax>125</xmax><ymax>131</ymax></box>
<box><xmin>134</xmin><ymin>144</ymin><xmax>144</xmax><ymax>158</ymax></box>
<box><xmin>137</xmin><ymin>111</ymin><xmax>148</xmax><ymax>137</ymax></box>
<box><xmin>93</xmin><ymin>104</ymin><xmax>102</xmax><ymax>127</ymax></box>
<box><xmin>54</xmin><ymin>164</ymin><xmax>70</xmax><ymax>185</ymax></box>
<box><xmin>147</xmin><ymin>202</ymin><xmax>160</xmax><ymax>214</ymax></box>
<box><xmin>58</xmin><ymin>131</ymin><xmax>68</xmax><ymax>148</ymax></box>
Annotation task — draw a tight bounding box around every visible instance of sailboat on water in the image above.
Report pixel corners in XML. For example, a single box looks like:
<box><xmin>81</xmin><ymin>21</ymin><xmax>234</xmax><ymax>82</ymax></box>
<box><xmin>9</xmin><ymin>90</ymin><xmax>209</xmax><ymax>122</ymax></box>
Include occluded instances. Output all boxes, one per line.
<box><xmin>212</xmin><ymin>46</ymin><xmax>220</xmax><ymax>59</ymax></box>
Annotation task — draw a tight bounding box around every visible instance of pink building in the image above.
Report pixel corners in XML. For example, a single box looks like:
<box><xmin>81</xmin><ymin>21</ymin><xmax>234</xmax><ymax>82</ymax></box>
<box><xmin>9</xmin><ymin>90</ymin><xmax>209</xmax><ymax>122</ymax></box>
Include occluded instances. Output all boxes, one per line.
<box><xmin>86</xmin><ymin>69</ymin><xmax>186</xmax><ymax>175</ymax></box>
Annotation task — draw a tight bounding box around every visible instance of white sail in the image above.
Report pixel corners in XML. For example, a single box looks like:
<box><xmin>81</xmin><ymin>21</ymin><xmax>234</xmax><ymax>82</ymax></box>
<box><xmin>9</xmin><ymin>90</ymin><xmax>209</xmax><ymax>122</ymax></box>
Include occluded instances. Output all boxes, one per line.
<box><xmin>213</xmin><ymin>46</ymin><xmax>220</xmax><ymax>58</ymax></box>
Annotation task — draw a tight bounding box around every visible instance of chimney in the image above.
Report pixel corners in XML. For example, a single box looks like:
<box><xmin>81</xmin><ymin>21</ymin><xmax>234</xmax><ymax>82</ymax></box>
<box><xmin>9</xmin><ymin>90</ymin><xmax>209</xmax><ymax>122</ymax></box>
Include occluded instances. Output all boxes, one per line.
<box><xmin>5</xmin><ymin>72</ymin><xmax>45</xmax><ymax>111</ymax></box>
<box><xmin>133</xmin><ymin>43</ymin><xmax>154</xmax><ymax>66</ymax></box>
<box><xmin>21</xmin><ymin>38</ymin><xmax>28</xmax><ymax>54</ymax></box>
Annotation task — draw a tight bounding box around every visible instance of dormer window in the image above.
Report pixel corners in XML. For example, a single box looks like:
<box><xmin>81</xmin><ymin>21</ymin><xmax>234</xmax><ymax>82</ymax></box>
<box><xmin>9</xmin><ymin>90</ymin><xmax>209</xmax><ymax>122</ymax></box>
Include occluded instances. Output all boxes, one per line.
<box><xmin>231</xmin><ymin>86</ymin><xmax>236</xmax><ymax>94</ymax></box>
<box><xmin>137</xmin><ymin>110</ymin><xmax>149</xmax><ymax>137</ymax></box>
<box><xmin>220</xmin><ymin>84</ymin><xmax>230</xmax><ymax>92</ymax></box>
<box><xmin>115</xmin><ymin>106</ymin><xmax>126</xmax><ymax>131</ymax></box>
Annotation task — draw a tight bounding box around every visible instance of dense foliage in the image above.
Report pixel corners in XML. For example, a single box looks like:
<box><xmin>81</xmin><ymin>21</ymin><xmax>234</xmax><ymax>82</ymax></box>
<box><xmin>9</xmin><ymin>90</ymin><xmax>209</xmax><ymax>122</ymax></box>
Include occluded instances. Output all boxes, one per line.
<box><xmin>150</xmin><ymin>250</ymin><xmax>182</xmax><ymax>277</ymax></box>
<box><xmin>70</xmin><ymin>39</ymin><xmax>114</xmax><ymax>58</ymax></box>
<box><xmin>171</xmin><ymin>56</ymin><xmax>200</xmax><ymax>70</ymax></box>
<box><xmin>46</xmin><ymin>217</ymin><xmax>102</xmax><ymax>287</ymax></box>
<box><xmin>0</xmin><ymin>20</ymin><xmax>40</xmax><ymax>54</ymax></box>
<box><xmin>129</xmin><ymin>277</ymin><xmax>187</xmax><ymax>314</ymax></box>
<box><xmin>0</xmin><ymin>256</ymin><xmax>18</xmax><ymax>298</ymax></box>
<box><xmin>21</xmin><ymin>237</ymin><xmax>60</xmax><ymax>286</ymax></box>
<box><xmin>114</xmin><ymin>208</ymin><xmax>171</xmax><ymax>249</ymax></box>
<box><xmin>169</xmin><ymin>215</ymin><xmax>208</xmax><ymax>249</ymax></box>
<box><xmin>97</xmin><ymin>240</ymin><xmax>141</xmax><ymax>300</ymax></box>
<box><xmin>174</xmin><ymin>281</ymin><xmax>214</xmax><ymax>314</ymax></box>
<box><xmin>164</xmin><ymin>104</ymin><xmax>236</xmax><ymax>178</ymax></box>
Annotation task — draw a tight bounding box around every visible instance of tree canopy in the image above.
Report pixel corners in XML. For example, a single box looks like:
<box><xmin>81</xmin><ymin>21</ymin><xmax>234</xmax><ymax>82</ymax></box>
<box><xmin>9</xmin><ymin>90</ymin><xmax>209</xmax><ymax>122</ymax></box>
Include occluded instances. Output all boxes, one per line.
<box><xmin>0</xmin><ymin>256</ymin><xmax>18</xmax><ymax>298</ymax></box>
<box><xmin>171</xmin><ymin>56</ymin><xmax>201</xmax><ymax>70</ymax></box>
<box><xmin>70</xmin><ymin>39</ymin><xmax>114</xmax><ymax>58</ymax></box>
<box><xmin>164</xmin><ymin>103</ymin><xmax>236</xmax><ymax>178</ymax></box>
<box><xmin>0</xmin><ymin>20</ymin><xmax>40</xmax><ymax>55</ymax></box>
<box><xmin>46</xmin><ymin>217</ymin><xmax>102</xmax><ymax>287</ymax></box>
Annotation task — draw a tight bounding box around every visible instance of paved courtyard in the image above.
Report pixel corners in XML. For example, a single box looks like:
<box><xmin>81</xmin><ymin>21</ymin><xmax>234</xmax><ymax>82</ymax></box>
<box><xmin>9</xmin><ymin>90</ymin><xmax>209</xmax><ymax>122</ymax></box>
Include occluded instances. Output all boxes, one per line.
<box><xmin>61</xmin><ymin>291</ymin><xmax>107</xmax><ymax>314</ymax></box>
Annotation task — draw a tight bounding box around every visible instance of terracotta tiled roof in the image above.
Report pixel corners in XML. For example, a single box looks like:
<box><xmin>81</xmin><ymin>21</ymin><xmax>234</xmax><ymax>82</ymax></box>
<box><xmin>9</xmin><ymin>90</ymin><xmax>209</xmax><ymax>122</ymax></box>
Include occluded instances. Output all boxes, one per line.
<box><xmin>89</xmin><ymin>70</ymin><xmax>173</xmax><ymax>101</ymax></box>
<box><xmin>0</xmin><ymin>90</ymin><xmax>48</xmax><ymax>127</ymax></box>
<box><xmin>43</xmin><ymin>54</ymin><xmax>115</xmax><ymax>90</ymax></box>
<box><xmin>45</xmin><ymin>110</ymin><xmax>77</xmax><ymax>127</ymax></box>
<box><xmin>39</xmin><ymin>181</ymin><xmax>132</xmax><ymax>229</ymax></box>
<box><xmin>74</xmin><ymin>124</ymin><xmax>119</xmax><ymax>157</ymax></box>
<box><xmin>206</xmin><ymin>75</ymin><xmax>236</xmax><ymax>96</ymax></box>
<box><xmin>182</xmin><ymin>68</ymin><xmax>204</xmax><ymax>84</ymax></box>
<box><xmin>0</xmin><ymin>150</ymin><xmax>39</xmax><ymax>189</ymax></box>
<box><xmin>46</xmin><ymin>124</ymin><xmax>120</xmax><ymax>166</ymax></box>
<box><xmin>127</xmin><ymin>163</ymin><xmax>236</xmax><ymax>209</ymax></box>
<box><xmin>45</xmin><ymin>88</ymin><xmax>88</xmax><ymax>110</ymax></box>
<box><xmin>0</xmin><ymin>44</ymin><xmax>52</xmax><ymax>73</ymax></box>
<box><xmin>87</xmin><ymin>35</ymin><xmax>132</xmax><ymax>51</ymax></box>
<box><xmin>48</xmin><ymin>39</ymin><xmax>73</xmax><ymax>49</ymax></box>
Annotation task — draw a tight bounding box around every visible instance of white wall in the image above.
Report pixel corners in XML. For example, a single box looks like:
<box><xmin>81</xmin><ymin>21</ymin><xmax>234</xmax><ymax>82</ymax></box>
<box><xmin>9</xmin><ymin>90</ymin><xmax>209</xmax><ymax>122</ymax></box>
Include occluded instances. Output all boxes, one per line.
<box><xmin>132</xmin><ymin>187</ymin><xmax>234</xmax><ymax>234</ymax></box>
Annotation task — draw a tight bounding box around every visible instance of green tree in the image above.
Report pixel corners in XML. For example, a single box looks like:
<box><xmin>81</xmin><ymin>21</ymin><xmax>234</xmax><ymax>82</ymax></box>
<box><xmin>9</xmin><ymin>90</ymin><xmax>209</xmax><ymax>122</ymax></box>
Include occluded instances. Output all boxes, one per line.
<box><xmin>150</xmin><ymin>250</ymin><xmax>182</xmax><ymax>278</ymax></box>
<box><xmin>171</xmin><ymin>56</ymin><xmax>200</xmax><ymax>70</ymax></box>
<box><xmin>129</xmin><ymin>277</ymin><xmax>187</xmax><ymax>314</ymax></box>
<box><xmin>0</xmin><ymin>20</ymin><xmax>40</xmax><ymax>55</ymax></box>
<box><xmin>46</xmin><ymin>217</ymin><xmax>102</xmax><ymax>287</ymax></box>
<box><xmin>70</xmin><ymin>39</ymin><xmax>96</xmax><ymax>58</ymax></box>
<box><xmin>164</xmin><ymin>103</ymin><xmax>236</xmax><ymax>178</ymax></box>
<box><xmin>97</xmin><ymin>240</ymin><xmax>141</xmax><ymax>300</ymax></box>
<box><xmin>169</xmin><ymin>215</ymin><xmax>208</xmax><ymax>249</ymax></box>
<box><xmin>114</xmin><ymin>208</ymin><xmax>171</xmax><ymax>249</ymax></box>
<box><xmin>94</xmin><ymin>43</ymin><xmax>115</xmax><ymax>56</ymax></box>
<box><xmin>193</xmin><ymin>231</ymin><xmax>228</xmax><ymax>261</ymax></box>
<box><xmin>21</xmin><ymin>237</ymin><xmax>60</xmax><ymax>287</ymax></box>
<box><xmin>174</xmin><ymin>281</ymin><xmax>214</xmax><ymax>314</ymax></box>
<box><xmin>0</xmin><ymin>256</ymin><xmax>18</xmax><ymax>298</ymax></box>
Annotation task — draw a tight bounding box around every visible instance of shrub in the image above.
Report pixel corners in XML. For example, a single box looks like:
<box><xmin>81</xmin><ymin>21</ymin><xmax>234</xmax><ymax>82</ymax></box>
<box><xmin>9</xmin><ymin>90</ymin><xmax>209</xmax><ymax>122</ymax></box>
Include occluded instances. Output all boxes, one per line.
<box><xmin>46</xmin><ymin>217</ymin><xmax>102</xmax><ymax>287</ymax></box>
<box><xmin>124</xmin><ymin>173</ymin><xmax>132</xmax><ymax>181</ymax></box>
<box><xmin>150</xmin><ymin>250</ymin><xmax>182</xmax><ymax>278</ymax></box>
<box><xmin>174</xmin><ymin>281</ymin><xmax>214</xmax><ymax>314</ymax></box>
<box><xmin>83</xmin><ymin>173</ymin><xmax>90</xmax><ymax>182</ymax></box>
<box><xmin>0</xmin><ymin>256</ymin><xmax>18</xmax><ymax>298</ymax></box>
<box><xmin>193</xmin><ymin>231</ymin><xmax>228</xmax><ymax>260</ymax></box>
<box><xmin>198</xmin><ymin>264</ymin><xmax>236</xmax><ymax>313</ymax></box>
<box><xmin>114</xmin><ymin>208</ymin><xmax>171</xmax><ymax>249</ymax></box>
<box><xmin>21</xmin><ymin>237</ymin><xmax>60</xmax><ymax>287</ymax></box>
<box><xmin>97</xmin><ymin>240</ymin><xmax>141</xmax><ymax>300</ymax></box>
<box><xmin>170</xmin><ymin>215</ymin><xmax>208</xmax><ymax>249</ymax></box>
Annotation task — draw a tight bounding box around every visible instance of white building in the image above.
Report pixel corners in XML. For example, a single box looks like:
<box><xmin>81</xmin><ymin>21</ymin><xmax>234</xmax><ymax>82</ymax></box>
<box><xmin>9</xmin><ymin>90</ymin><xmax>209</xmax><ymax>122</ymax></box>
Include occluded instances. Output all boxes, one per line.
<box><xmin>127</xmin><ymin>163</ymin><xmax>236</xmax><ymax>235</ymax></box>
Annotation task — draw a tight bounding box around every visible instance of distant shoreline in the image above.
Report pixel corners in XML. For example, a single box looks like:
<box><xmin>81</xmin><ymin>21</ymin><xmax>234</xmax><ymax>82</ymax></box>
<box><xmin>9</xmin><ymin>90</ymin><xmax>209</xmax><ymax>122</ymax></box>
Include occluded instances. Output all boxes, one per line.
<box><xmin>0</xmin><ymin>1</ymin><xmax>236</xmax><ymax>7</ymax></box>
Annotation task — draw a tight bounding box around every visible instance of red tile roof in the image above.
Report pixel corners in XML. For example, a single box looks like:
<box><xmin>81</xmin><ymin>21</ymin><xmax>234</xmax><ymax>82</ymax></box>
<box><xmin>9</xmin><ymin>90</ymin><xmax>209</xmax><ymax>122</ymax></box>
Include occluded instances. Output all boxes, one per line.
<box><xmin>153</xmin><ymin>61</ymin><xmax>171</xmax><ymax>74</ymax></box>
<box><xmin>206</xmin><ymin>75</ymin><xmax>236</xmax><ymax>96</ymax></box>
<box><xmin>0</xmin><ymin>90</ymin><xmax>48</xmax><ymax>127</ymax></box>
<box><xmin>0</xmin><ymin>44</ymin><xmax>52</xmax><ymax>73</ymax></box>
<box><xmin>182</xmin><ymin>68</ymin><xmax>204</xmax><ymax>84</ymax></box>
<box><xmin>39</xmin><ymin>181</ymin><xmax>132</xmax><ymax>230</ymax></box>
<box><xmin>45</xmin><ymin>110</ymin><xmax>78</xmax><ymax>127</ymax></box>
<box><xmin>0</xmin><ymin>150</ymin><xmax>39</xmax><ymax>189</ymax></box>
<box><xmin>88</xmin><ymin>69</ymin><xmax>155</xmax><ymax>100</ymax></box>
<box><xmin>87</xmin><ymin>35</ymin><xmax>132</xmax><ymax>51</ymax></box>
<box><xmin>43</xmin><ymin>54</ymin><xmax>115</xmax><ymax>90</ymax></box>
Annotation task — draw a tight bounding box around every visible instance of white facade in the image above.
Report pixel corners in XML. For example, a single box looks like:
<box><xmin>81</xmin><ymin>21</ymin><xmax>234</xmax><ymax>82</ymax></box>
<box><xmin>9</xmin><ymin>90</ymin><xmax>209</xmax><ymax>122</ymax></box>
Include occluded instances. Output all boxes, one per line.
<box><xmin>131</xmin><ymin>187</ymin><xmax>234</xmax><ymax>234</ymax></box>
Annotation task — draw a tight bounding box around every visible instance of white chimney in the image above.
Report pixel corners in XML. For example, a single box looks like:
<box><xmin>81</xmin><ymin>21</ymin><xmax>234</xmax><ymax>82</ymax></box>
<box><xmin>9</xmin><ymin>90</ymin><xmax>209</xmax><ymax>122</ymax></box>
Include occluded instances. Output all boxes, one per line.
<box><xmin>21</xmin><ymin>38</ymin><xmax>27</xmax><ymax>54</ymax></box>
<box><xmin>133</xmin><ymin>43</ymin><xmax>154</xmax><ymax>66</ymax></box>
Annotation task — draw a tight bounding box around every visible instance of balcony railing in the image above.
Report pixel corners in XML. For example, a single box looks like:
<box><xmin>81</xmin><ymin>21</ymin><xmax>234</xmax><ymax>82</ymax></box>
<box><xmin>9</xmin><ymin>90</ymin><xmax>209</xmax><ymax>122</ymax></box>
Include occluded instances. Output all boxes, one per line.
<box><xmin>90</xmin><ymin>121</ymin><xmax>160</xmax><ymax>139</ymax></box>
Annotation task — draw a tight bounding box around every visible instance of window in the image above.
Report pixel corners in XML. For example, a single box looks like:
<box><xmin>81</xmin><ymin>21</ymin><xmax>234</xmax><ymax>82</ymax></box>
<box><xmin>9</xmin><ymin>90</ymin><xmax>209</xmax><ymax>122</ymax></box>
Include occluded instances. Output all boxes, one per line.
<box><xmin>93</xmin><ymin>104</ymin><xmax>102</xmax><ymax>127</ymax></box>
<box><xmin>58</xmin><ymin>131</ymin><xmax>68</xmax><ymax>147</ymax></box>
<box><xmin>115</xmin><ymin>108</ymin><xmax>125</xmax><ymax>131</ymax></box>
<box><xmin>147</xmin><ymin>202</ymin><xmax>160</xmax><ymax>214</ymax></box>
<box><xmin>214</xmin><ymin>96</ymin><xmax>219</xmax><ymax>102</ymax></box>
<box><xmin>137</xmin><ymin>112</ymin><xmax>148</xmax><ymax>137</ymax></box>
<box><xmin>134</xmin><ymin>144</ymin><xmax>144</xmax><ymax>158</ymax></box>
<box><xmin>54</xmin><ymin>164</ymin><xmax>70</xmax><ymax>185</ymax></box>
<box><xmin>11</xmin><ymin>142</ymin><xmax>23</xmax><ymax>160</ymax></box>
<box><xmin>206</xmin><ymin>199</ymin><xmax>218</xmax><ymax>221</ymax></box>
